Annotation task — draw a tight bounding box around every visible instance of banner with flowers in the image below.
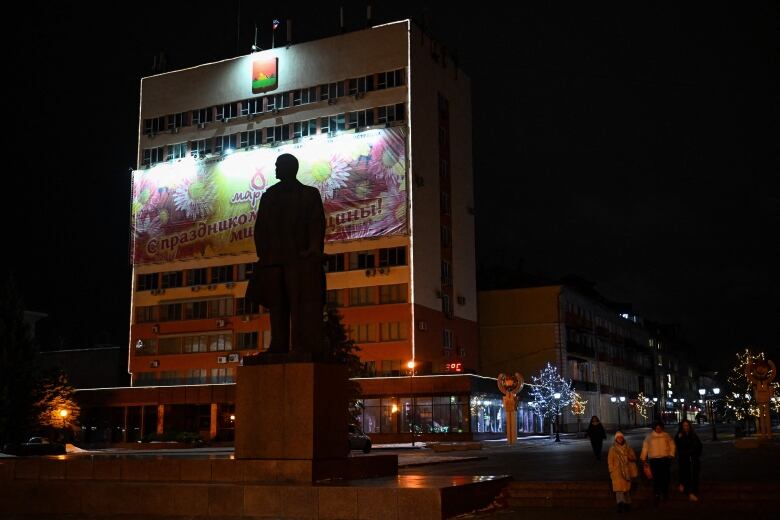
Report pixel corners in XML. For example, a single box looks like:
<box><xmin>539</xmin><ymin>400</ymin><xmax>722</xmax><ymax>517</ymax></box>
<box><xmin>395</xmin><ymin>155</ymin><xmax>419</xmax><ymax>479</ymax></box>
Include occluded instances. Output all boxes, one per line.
<box><xmin>131</xmin><ymin>127</ymin><xmax>407</xmax><ymax>265</ymax></box>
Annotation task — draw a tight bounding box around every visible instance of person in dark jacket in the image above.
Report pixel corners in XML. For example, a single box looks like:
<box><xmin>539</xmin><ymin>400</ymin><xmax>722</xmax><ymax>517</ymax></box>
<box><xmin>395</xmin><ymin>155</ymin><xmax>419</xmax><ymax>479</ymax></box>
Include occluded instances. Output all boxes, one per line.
<box><xmin>586</xmin><ymin>415</ymin><xmax>607</xmax><ymax>460</ymax></box>
<box><xmin>675</xmin><ymin>419</ymin><xmax>702</xmax><ymax>501</ymax></box>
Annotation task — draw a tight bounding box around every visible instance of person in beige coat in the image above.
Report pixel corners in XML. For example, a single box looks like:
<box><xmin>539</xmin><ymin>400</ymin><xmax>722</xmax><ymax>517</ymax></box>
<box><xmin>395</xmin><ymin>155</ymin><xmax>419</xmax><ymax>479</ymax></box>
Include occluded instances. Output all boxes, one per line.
<box><xmin>608</xmin><ymin>430</ymin><xmax>638</xmax><ymax>512</ymax></box>
<box><xmin>640</xmin><ymin>420</ymin><xmax>676</xmax><ymax>506</ymax></box>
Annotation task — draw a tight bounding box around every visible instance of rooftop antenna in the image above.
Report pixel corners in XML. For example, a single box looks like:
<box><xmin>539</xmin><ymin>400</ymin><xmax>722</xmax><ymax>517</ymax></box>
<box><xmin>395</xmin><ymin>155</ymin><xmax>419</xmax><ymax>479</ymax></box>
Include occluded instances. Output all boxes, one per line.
<box><xmin>340</xmin><ymin>6</ymin><xmax>345</xmax><ymax>33</ymax></box>
<box><xmin>251</xmin><ymin>24</ymin><xmax>261</xmax><ymax>52</ymax></box>
<box><xmin>366</xmin><ymin>4</ymin><xmax>372</xmax><ymax>28</ymax></box>
<box><xmin>286</xmin><ymin>19</ymin><xmax>292</xmax><ymax>46</ymax></box>
<box><xmin>272</xmin><ymin>19</ymin><xmax>280</xmax><ymax>48</ymax></box>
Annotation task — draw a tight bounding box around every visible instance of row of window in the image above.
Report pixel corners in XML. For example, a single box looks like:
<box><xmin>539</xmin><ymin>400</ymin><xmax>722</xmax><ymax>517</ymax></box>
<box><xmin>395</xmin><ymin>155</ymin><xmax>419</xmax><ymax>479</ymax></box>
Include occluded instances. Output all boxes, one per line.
<box><xmin>349</xmin><ymin>321</ymin><xmax>409</xmax><ymax>343</ymax></box>
<box><xmin>143</xmin><ymin>103</ymin><xmax>406</xmax><ymax>166</ymax></box>
<box><xmin>136</xmin><ymin>331</ymin><xmax>269</xmax><ymax>356</ymax></box>
<box><xmin>135</xmin><ymin>368</ymin><xmax>236</xmax><ymax>386</ymax></box>
<box><xmin>143</xmin><ymin>69</ymin><xmax>405</xmax><ymax>136</ymax></box>
<box><xmin>136</xmin><ymin>247</ymin><xmax>407</xmax><ymax>292</ymax></box>
<box><xmin>326</xmin><ymin>284</ymin><xmax>408</xmax><ymax>308</ymax></box>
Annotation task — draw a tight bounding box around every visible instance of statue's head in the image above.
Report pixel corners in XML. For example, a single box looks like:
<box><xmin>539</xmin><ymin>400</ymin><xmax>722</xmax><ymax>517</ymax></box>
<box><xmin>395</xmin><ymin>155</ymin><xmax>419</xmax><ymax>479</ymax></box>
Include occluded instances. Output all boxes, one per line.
<box><xmin>275</xmin><ymin>153</ymin><xmax>299</xmax><ymax>182</ymax></box>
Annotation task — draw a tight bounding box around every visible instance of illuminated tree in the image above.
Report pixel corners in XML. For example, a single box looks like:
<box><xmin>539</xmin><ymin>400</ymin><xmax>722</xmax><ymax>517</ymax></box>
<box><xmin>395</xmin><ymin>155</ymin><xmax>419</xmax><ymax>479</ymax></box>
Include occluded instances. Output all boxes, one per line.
<box><xmin>570</xmin><ymin>391</ymin><xmax>588</xmax><ymax>433</ymax></box>
<box><xmin>528</xmin><ymin>363</ymin><xmax>574</xmax><ymax>434</ymax></box>
<box><xmin>36</xmin><ymin>370</ymin><xmax>80</xmax><ymax>432</ymax></box>
<box><xmin>724</xmin><ymin>350</ymin><xmax>778</xmax><ymax>433</ymax></box>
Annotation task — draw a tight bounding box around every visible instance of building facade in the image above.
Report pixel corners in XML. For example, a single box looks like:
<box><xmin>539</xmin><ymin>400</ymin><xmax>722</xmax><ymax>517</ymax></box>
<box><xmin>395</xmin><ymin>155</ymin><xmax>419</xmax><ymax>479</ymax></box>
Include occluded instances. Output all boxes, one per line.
<box><xmin>479</xmin><ymin>285</ymin><xmax>657</xmax><ymax>431</ymax></box>
<box><xmin>129</xmin><ymin>21</ymin><xmax>476</xmax><ymax>387</ymax></box>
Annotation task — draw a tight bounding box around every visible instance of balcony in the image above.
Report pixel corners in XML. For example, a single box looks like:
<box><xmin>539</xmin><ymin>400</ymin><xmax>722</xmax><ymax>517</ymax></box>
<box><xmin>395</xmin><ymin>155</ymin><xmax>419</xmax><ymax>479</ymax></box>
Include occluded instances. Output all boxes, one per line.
<box><xmin>566</xmin><ymin>342</ymin><xmax>596</xmax><ymax>358</ymax></box>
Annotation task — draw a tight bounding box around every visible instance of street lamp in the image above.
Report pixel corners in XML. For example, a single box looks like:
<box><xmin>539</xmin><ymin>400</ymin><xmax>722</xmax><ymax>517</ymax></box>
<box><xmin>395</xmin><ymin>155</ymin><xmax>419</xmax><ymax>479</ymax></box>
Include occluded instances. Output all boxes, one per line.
<box><xmin>699</xmin><ymin>387</ymin><xmax>721</xmax><ymax>440</ymax></box>
<box><xmin>611</xmin><ymin>396</ymin><xmax>622</xmax><ymax>429</ymax></box>
<box><xmin>554</xmin><ymin>392</ymin><xmax>562</xmax><ymax>442</ymax></box>
<box><xmin>407</xmin><ymin>360</ymin><xmax>416</xmax><ymax>447</ymax></box>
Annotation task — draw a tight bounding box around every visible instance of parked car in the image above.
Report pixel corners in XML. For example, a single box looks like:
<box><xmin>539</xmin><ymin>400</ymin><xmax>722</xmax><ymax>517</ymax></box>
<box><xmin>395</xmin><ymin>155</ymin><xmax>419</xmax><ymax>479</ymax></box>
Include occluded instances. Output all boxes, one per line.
<box><xmin>348</xmin><ymin>424</ymin><xmax>372</xmax><ymax>453</ymax></box>
<box><xmin>2</xmin><ymin>437</ymin><xmax>66</xmax><ymax>456</ymax></box>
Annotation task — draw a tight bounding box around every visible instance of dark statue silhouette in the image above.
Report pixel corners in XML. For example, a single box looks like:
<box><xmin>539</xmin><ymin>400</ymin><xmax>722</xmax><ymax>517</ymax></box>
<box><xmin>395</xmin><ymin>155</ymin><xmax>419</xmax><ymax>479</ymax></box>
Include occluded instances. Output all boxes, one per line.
<box><xmin>245</xmin><ymin>153</ymin><xmax>326</xmax><ymax>362</ymax></box>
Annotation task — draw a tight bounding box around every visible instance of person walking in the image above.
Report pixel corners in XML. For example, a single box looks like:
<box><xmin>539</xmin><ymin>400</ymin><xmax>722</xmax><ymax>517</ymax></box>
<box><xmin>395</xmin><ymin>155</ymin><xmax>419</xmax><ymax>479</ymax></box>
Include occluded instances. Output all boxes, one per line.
<box><xmin>675</xmin><ymin>419</ymin><xmax>702</xmax><ymax>501</ymax></box>
<box><xmin>640</xmin><ymin>420</ymin><xmax>676</xmax><ymax>506</ymax></box>
<box><xmin>608</xmin><ymin>430</ymin><xmax>638</xmax><ymax>512</ymax></box>
<box><xmin>586</xmin><ymin>415</ymin><xmax>607</xmax><ymax>460</ymax></box>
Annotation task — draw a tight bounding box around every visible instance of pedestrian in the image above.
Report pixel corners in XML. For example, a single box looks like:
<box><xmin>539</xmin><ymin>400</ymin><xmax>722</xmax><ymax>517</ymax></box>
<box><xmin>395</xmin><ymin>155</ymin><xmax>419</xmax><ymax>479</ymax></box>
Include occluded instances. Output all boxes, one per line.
<box><xmin>675</xmin><ymin>419</ymin><xmax>702</xmax><ymax>502</ymax></box>
<box><xmin>586</xmin><ymin>415</ymin><xmax>607</xmax><ymax>460</ymax></box>
<box><xmin>608</xmin><ymin>430</ymin><xmax>638</xmax><ymax>512</ymax></box>
<box><xmin>640</xmin><ymin>420</ymin><xmax>676</xmax><ymax>506</ymax></box>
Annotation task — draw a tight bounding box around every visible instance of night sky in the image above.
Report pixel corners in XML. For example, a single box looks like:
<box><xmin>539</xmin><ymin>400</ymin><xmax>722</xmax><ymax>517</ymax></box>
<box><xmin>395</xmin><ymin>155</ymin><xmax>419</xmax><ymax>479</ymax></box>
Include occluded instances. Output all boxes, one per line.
<box><xmin>7</xmin><ymin>3</ymin><xmax>778</xmax><ymax>370</ymax></box>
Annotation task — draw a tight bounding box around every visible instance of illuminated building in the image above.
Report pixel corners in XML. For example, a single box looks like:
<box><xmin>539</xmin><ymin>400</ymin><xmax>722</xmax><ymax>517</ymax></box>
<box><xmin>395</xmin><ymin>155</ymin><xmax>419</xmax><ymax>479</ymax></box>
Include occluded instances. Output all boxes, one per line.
<box><xmin>76</xmin><ymin>21</ymin><xmax>490</xmax><ymax>444</ymax></box>
<box><xmin>129</xmin><ymin>20</ymin><xmax>476</xmax><ymax>387</ymax></box>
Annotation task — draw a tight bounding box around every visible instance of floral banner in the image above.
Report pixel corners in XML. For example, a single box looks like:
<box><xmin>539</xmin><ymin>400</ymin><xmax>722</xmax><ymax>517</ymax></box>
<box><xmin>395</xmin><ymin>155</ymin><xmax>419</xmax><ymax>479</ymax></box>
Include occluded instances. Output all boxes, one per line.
<box><xmin>131</xmin><ymin>127</ymin><xmax>407</xmax><ymax>265</ymax></box>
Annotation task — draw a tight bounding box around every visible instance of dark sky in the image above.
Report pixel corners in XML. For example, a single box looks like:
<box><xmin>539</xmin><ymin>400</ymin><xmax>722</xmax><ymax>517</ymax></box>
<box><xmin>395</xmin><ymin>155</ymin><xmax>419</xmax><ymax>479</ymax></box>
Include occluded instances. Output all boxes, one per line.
<box><xmin>7</xmin><ymin>2</ymin><xmax>778</xmax><ymax>369</ymax></box>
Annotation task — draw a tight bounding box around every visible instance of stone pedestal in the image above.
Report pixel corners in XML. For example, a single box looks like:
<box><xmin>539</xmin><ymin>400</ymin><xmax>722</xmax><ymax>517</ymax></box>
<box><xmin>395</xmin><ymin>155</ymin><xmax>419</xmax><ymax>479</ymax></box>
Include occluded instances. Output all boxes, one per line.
<box><xmin>235</xmin><ymin>362</ymin><xmax>349</xmax><ymax>479</ymax></box>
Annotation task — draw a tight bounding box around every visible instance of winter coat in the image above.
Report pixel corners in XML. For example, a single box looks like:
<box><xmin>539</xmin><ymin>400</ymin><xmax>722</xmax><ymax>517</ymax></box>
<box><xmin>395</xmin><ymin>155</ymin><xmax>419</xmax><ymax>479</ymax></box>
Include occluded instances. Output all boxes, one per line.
<box><xmin>586</xmin><ymin>422</ymin><xmax>606</xmax><ymax>443</ymax></box>
<box><xmin>608</xmin><ymin>440</ymin><xmax>637</xmax><ymax>492</ymax></box>
<box><xmin>675</xmin><ymin>431</ymin><xmax>702</xmax><ymax>462</ymax></box>
<box><xmin>640</xmin><ymin>430</ymin><xmax>676</xmax><ymax>461</ymax></box>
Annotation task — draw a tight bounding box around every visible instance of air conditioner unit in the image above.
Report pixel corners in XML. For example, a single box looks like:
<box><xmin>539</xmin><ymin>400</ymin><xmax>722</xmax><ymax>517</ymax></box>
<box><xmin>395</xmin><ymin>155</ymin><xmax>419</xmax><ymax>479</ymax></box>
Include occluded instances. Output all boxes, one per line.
<box><xmin>217</xmin><ymin>356</ymin><xmax>227</xmax><ymax>364</ymax></box>
<box><xmin>191</xmin><ymin>286</ymin><xmax>200</xmax><ymax>292</ymax></box>
<box><xmin>208</xmin><ymin>284</ymin><xmax>217</xmax><ymax>290</ymax></box>
<box><xmin>458</xmin><ymin>347</ymin><xmax>467</xmax><ymax>357</ymax></box>
<box><xmin>418</xmin><ymin>321</ymin><xmax>428</xmax><ymax>331</ymax></box>
<box><xmin>170</xmin><ymin>127</ymin><xmax>179</xmax><ymax>134</ymax></box>
<box><xmin>150</xmin><ymin>360</ymin><xmax>159</xmax><ymax>368</ymax></box>
<box><xmin>216</xmin><ymin>319</ymin><xmax>226</xmax><ymax>328</ymax></box>
<box><xmin>152</xmin><ymin>325</ymin><xmax>159</xmax><ymax>333</ymax></box>
<box><xmin>365</xmin><ymin>268</ymin><xmax>375</xmax><ymax>277</ymax></box>
<box><xmin>228</xmin><ymin>353</ymin><xmax>240</xmax><ymax>363</ymax></box>
<box><xmin>240</xmin><ymin>315</ymin><xmax>251</xmax><ymax>323</ymax></box>
<box><xmin>197</xmin><ymin>122</ymin><xmax>206</xmax><ymax>129</ymax></box>
<box><xmin>328</xmin><ymin>98</ymin><xmax>337</xmax><ymax>105</ymax></box>
<box><xmin>225</xmin><ymin>282</ymin><xmax>235</xmax><ymax>288</ymax></box>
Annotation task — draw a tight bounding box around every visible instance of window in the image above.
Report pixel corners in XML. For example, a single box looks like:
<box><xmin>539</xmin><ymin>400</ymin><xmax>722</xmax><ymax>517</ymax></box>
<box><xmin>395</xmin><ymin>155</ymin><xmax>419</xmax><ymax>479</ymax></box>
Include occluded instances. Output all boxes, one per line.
<box><xmin>443</xmin><ymin>329</ymin><xmax>453</xmax><ymax>349</ymax></box>
<box><xmin>158</xmin><ymin>303</ymin><xmax>182</xmax><ymax>322</ymax></box>
<box><xmin>439</xmin><ymin>159</ymin><xmax>449</xmax><ymax>178</ymax></box>
<box><xmin>166</xmin><ymin>142</ymin><xmax>188</xmax><ymax>161</ymax></box>
<box><xmin>214</xmin><ymin>134</ymin><xmax>238</xmax><ymax>154</ymax></box>
<box><xmin>349</xmin><ymin>287</ymin><xmax>375</xmax><ymax>306</ymax></box>
<box><xmin>211</xmin><ymin>265</ymin><xmax>234</xmax><ymax>283</ymax></box>
<box><xmin>187</xmin><ymin>268</ymin><xmax>208</xmax><ymax>286</ymax></box>
<box><xmin>136</xmin><ymin>273</ymin><xmax>159</xmax><ymax>291</ymax></box>
<box><xmin>135</xmin><ymin>372</ymin><xmax>158</xmax><ymax>386</ymax></box>
<box><xmin>439</xmin><ymin>127</ymin><xmax>449</xmax><ymax>148</ymax></box>
<box><xmin>274</xmin><ymin>92</ymin><xmax>290</xmax><ymax>110</ymax></box>
<box><xmin>377</xmin><ymin>103</ymin><xmax>405</xmax><ymax>124</ymax></box>
<box><xmin>379</xmin><ymin>284</ymin><xmax>407</xmax><ymax>304</ymax></box>
<box><xmin>190</xmin><ymin>138</ymin><xmax>211</xmax><ymax>157</ymax></box>
<box><xmin>350</xmin><ymin>323</ymin><xmax>375</xmax><ymax>343</ymax></box>
<box><xmin>440</xmin><ymin>225</ymin><xmax>451</xmax><ymax>247</ymax></box>
<box><xmin>323</xmin><ymin>82</ymin><xmax>345</xmax><ymax>100</ymax></box>
<box><xmin>320</xmin><ymin>114</ymin><xmax>346</xmax><ymax>133</ymax></box>
<box><xmin>347</xmin><ymin>109</ymin><xmax>374</xmax><ymax>129</ymax></box>
<box><xmin>158</xmin><ymin>337</ymin><xmax>182</xmax><ymax>355</ymax></box>
<box><xmin>440</xmin><ymin>192</ymin><xmax>451</xmax><ymax>215</ymax></box>
<box><xmin>144</xmin><ymin>116</ymin><xmax>165</xmax><ymax>135</ymax></box>
<box><xmin>379</xmin><ymin>247</ymin><xmax>406</xmax><ymax>267</ymax></box>
<box><xmin>135</xmin><ymin>306</ymin><xmax>157</xmax><ymax>323</ymax></box>
<box><xmin>377</xmin><ymin>69</ymin><xmax>404</xmax><ymax>89</ymax></box>
<box><xmin>441</xmin><ymin>260</ymin><xmax>451</xmax><ymax>285</ymax></box>
<box><xmin>362</xmin><ymin>361</ymin><xmax>376</xmax><ymax>377</ymax></box>
<box><xmin>183</xmin><ymin>335</ymin><xmax>208</xmax><ymax>353</ymax></box>
<box><xmin>241</xmin><ymin>97</ymin><xmax>263</xmax><ymax>116</ymax></box>
<box><xmin>293</xmin><ymin>87</ymin><xmax>317</xmax><ymax>106</ymax></box>
<box><xmin>348</xmin><ymin>75</ymin><xmax>374</xmax><ymax>95</ymax></box>
<box><xmin>188</xmin><ymin>369</ymin><xmax>208</xmax><ymax>384</ymax></box>
<box><xmin>293</xmin><ymin>119</ymin><xmax>317</xmax><ymax>138</ymax></box>
<box><xmin>240</xmin><ymin>130</ymin><xmax>262</xmax><ymax>148</ymax></box>
<box><xmin>211</xmin><ymin>368</ymin><xmax>234</xmax><ymax>384</ymax></box>
<box><xmin>326</xmin><ymin>289</ymin><xmax>346</xmax><ymax>308</ymax></box>
<box><xmin>325</xmin><ymin>254</ymin><xmax>345</xmax><ymax>272</ymax></box>
<box><xmin>209</xmin><ymin>334</ymin><xmax>232</xmax><ymax>352</ymax></box>
<box><xmin>442</xmin><ymin>294</ymin><xmax>452</xmax><ymax>317</ymax></box>
<box><xmin>380</xmin><ymin>360</ymin><xmax>401</xmax><ymax>377</ymax></box>
<box><xmin>208</xmin><ymin>298</ymin><xmax>233</xmax><ymax>318</ymax></box>
<box><xmin>379</xmin><ymin>322</ymin><xmax>407</xmax><ymax>341</ymax></box>
<box><xmin>235</xmin><ymin>297</ymin><xmax>261</xmax><ymax>315</ymax></box>
<box><xmin>183</xmin><ymin>301</ymin><xmax>208</xmax><ymax>320</ymax></box>
<box><xmin>216</xmin><ymin>103</ymin><xmax>238</xmax><ymax>121</ymax></box>
<box><xmin>167</xmin><ymin>112</ymin><xmax>186</xmax><ymax>131</ymax></box>
<box><xmin>237</xmin><ymin>263</ymin><xmax>255</xmax><ymax>281</ymax></box>
<box><xmin>192</xmin><ymin>107</ymin><xmax>213</xmax><ymax>125</ymax></box>
<box><xmin>142</xmin><ymin>147</ymin><xmax>164</xmax><ymax>167</ymax></box>
<box><xmin>236</xmin><ymin>332</ymin><xmax>258</xmax><ymax>350</ymax></box>
<box><xmin>349</xmin><ymin>251</ymin><xmax>375</xmax><ymax>270</ymax></box>
<box><xmin>262</xmin><ymin>330</ymin><xmax>271</xmax><ymax>350</ymax></box>
<box><xmin>266</xmin><ymin>125</ymin><xmax>290</xmax><ymax>144</ymax></box>
<box><xmin>161</xmin><ymin>271</ymin><xmax>183</xmax><ymax>289</ymax></box>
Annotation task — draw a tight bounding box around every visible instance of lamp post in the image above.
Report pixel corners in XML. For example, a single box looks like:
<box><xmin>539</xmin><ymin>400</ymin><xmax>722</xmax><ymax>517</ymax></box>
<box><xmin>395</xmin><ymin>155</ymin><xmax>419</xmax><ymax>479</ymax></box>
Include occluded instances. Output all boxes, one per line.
<box><xmin>554</xmin><ymin>392</ymin><xmax>562</xmax><ymax>442</ymax></box>
<box><xmin>698</xmin><ymin>387</ymin><xmax>720</xmax><ymax>440</ymax></box>
<box><xmin>611</xmin><ymin>396</ymin><xmax>622</xmax><ymax>429</ymax></box>
<box><xmin>407</xmin><ymin>360</ymin><xmax>415</xmax><ymax>447</ymax></box>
